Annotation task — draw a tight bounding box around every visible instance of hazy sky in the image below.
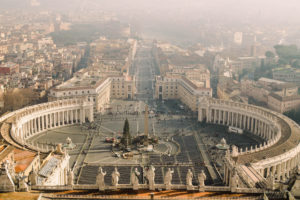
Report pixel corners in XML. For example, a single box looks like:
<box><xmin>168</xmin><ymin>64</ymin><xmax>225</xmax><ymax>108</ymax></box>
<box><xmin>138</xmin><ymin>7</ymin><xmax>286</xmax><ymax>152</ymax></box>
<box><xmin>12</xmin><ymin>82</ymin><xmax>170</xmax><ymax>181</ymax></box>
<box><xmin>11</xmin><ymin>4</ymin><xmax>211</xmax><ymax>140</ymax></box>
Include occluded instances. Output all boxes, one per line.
<box><xmin>1</xmin><ymin>0</ymin><xmax>300</xmax><ymax>24</ymax></box>
<box><xmin>1</xmin><ymin>0</ymin><xmax>300</xmax><ymax>45</ymax></box>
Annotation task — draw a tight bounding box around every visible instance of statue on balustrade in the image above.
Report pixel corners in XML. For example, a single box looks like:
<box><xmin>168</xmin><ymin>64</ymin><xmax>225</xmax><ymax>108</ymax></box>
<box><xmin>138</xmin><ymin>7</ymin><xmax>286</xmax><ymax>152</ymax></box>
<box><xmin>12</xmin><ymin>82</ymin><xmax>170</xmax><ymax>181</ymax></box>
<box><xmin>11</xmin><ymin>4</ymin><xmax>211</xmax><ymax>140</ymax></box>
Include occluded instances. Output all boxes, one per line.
<box><xmin>198</xmin><ymin>170</ymin><xmax>206</xmax><ymax>191</ymax></box>
<box><xmin>111</xmin><ymin>167</ymin><xmax>120</xmax><ymax>187</ymax></box>
<box><xmin>29</xmin><ymin>168</ymin><xmax>37</xmax><ymax>186</ymax></box>
<box><xmin>164</xmin><ymin>168</ymin><xmax>174</xmax><ymax>190</ymax></box>
<box><xmin>230</xmin><ymin>168</ymin><xmax>239</xmax><ymax>192</ymax></box>
<box><xmin>17</xmin><ymin>172</ymin><xmax>28</xmax><ymax>192</ymax></box>
<box><xmin>297</xmin><ymin>164</ymin><xmax>300</xmax><ymax>175</ymax></box>
<box><xmin>130</xmin><ymin>168</ymin><xmax>140</xmax><ymax>190</ymax></box>
<box><xmin>67</xmin><ymin>169</ymin><xmax>74</xmax><ymax>186</ymax></box>
<box><xmin>266</xmin><ymin>174</ymin><xmax>275</xmax><ymax>190</ymax></box>
<box><xmin>97</xmin><ymin>167</ymin><xmax>106</xmax><ymax>191</ymax></box>
<box><xmin>231</xmin><ymin>145</ymin><xmax>238</xmax><ymax>157</ymax></box>
<box><xmin>186</xmin><ymin>168</ymin><xmax>193</xmax><ymax>190</ymax></box>
<box><xmin>145</xmin><ymin>165</ymin><xmax>155</xmax><ymax>190</ymax></box>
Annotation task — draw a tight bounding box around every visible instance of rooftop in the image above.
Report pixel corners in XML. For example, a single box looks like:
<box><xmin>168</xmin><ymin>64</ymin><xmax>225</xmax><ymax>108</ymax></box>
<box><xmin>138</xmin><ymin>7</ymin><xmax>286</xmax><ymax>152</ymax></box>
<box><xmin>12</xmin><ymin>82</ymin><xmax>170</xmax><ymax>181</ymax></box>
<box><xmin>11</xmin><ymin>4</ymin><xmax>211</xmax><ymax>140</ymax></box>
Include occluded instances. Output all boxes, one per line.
<box><xmin>55</xmin><ymin>72</ymin><xmax>104</xmax><ymax>90</ymax></box>
<box><xmin>237</xmin><ymin>113</ymin><xmax>300</xmax><ymax>165</ymax></box>
<box><xmin>14</xmin><ymin>148</ymin><xmax>37</xmax><ymax>173</ymax></box>
<box><xmin>269</xmin><ymin>92</ymin><xmax>300</xmax><ymax>102</ymax></box>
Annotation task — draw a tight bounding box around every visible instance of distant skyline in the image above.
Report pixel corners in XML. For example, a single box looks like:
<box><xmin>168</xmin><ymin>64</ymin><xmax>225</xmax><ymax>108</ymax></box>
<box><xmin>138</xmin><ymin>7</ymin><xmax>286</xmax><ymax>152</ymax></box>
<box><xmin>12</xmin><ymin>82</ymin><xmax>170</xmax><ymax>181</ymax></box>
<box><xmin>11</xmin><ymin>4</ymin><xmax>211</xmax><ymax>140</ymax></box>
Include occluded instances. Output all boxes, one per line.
<box><xmin>0</xmin><ymin>0</ymin><xmax>300</xmax><ymax>25</ymax></box>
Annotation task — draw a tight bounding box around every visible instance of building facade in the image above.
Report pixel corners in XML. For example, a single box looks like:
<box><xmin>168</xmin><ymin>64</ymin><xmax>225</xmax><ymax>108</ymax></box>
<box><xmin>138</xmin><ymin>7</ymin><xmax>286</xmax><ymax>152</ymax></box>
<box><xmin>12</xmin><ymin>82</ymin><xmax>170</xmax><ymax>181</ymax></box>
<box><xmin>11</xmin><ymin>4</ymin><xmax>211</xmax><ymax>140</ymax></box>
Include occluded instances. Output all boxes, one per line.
<box><xmin>154</xmin><ymin>76</ymin><xmax>212</xmax><ymax>111</ymax></box>
<box><xmin>48</xmin><ymin>71</ymin><xmax>136</xmax><ymax>113</ymax></box>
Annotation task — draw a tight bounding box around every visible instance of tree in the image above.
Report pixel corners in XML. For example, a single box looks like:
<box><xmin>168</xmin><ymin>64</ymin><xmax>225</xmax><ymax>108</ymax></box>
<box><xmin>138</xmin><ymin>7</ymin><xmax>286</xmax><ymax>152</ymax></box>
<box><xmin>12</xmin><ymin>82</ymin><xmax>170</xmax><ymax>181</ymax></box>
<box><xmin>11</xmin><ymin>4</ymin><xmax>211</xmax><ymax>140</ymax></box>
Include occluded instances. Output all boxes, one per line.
<box><xmin>122</xmin><ymin>118</ymin><xmax>131</xmax><ymax>148</ymax></box>
<box><xmin>265</xmin><ymin>51</ymin><xmax>275</xmax><ymax>58</ymax></box>
<box><xmin>123</xmin><ymin>118</ymin><xmax>130</xmax><ymax>135</ymax></box>
<box><xmin>284</xmin><ymin>109</ymin><xmax>300</xmax><ymax>124</ymax></box>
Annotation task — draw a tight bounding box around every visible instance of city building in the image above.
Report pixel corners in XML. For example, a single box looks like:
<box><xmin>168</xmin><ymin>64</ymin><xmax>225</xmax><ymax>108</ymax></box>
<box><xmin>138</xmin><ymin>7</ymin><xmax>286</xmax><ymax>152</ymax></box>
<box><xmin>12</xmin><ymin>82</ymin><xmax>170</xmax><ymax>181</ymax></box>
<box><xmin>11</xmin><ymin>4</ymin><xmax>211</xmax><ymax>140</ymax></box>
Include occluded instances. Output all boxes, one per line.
<box><xmin>268</xmin><ymin>92</ymin><xmax>300</xmax><ymax>113</ymax></box>
<box><xmin>48</xmin><ymin>69</ymin><xmax>136</xmax><ymax>113</ymax></box>
<box><xmin>233</xmin><ymin>32</ymin><xmax>243</xmax><ymax>45</ymax></box>
<box><xmin>272</xmin><ymin>65</ymin><xmax>300</xmax><ymax>82</ymax></box>
<box><xmin>154</xmin><ymin>75</ymin><xmax>212</xmax><ymax>111</ymax></box>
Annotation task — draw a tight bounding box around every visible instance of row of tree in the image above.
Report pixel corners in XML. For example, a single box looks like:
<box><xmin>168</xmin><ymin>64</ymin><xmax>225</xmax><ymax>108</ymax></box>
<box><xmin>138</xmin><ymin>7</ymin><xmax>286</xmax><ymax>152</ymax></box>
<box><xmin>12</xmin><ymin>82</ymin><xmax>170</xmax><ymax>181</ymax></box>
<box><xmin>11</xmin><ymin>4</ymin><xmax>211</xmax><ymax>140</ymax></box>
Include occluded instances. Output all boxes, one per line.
<box><xmin>284</xmin><ymin>109</ymin><xmax>300</xmax><ymax>124</ymax></box>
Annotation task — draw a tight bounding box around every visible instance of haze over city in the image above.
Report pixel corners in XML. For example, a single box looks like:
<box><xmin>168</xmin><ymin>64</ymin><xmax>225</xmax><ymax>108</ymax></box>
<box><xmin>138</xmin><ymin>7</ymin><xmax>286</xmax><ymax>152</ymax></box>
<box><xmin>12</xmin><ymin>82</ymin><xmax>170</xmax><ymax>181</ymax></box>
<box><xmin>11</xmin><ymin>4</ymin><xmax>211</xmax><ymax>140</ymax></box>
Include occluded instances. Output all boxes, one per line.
<box><xmin>0</xmin><ymin>1</ymin><xmax>300</xmax><ymax>200</ymax></box>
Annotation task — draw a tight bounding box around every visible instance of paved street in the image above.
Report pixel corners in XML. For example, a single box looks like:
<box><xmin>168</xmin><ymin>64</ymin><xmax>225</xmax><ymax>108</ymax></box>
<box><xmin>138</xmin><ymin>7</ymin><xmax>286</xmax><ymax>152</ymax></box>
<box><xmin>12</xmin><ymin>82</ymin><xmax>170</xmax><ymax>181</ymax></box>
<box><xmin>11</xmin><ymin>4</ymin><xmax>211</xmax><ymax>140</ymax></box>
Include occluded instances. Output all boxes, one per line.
<box><xmin>132</xmin><ymin>41</ymin><xmax>156</xmax><ymax>102</ymax></box>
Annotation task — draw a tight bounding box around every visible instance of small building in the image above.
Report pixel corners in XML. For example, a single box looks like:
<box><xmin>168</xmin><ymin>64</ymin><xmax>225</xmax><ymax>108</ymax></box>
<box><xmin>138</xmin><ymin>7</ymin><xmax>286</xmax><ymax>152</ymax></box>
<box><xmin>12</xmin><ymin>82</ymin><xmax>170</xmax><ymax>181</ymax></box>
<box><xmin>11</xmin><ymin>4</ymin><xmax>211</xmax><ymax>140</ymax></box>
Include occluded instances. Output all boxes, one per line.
<box><xmin>268</xmin><ymin>93</ymin><xmax>300</xmax><ymax>113</ymax></box>
<box><xmin>37</xmin><ymin>151</ymin><xmax>70</xmax><ymax>186</ymax></box>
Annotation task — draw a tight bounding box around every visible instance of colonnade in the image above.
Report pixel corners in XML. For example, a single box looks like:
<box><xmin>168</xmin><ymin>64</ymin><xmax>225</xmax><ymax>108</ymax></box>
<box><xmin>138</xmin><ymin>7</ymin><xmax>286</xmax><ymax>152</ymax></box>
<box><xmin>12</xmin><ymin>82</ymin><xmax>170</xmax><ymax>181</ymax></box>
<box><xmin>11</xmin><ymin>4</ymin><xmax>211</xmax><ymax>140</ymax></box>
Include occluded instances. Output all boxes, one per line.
<box><xmin>198</xmin><ymin>98</ymin><xmax>300</xmax><ymax>183</ymax></box>
<box><xmin>9</xmin><ymin>98</ymin><xmax>94</xmax><ymax>149</ymax></box>
<box><xmin>199</xmin><ymin>107</ymin><xmax>277</xmax><ymax>141</ymax></box>
<box><xmin>253</xmin><ymin>142</ymin><xmax>300</xmax><ymax>181</ymax></box>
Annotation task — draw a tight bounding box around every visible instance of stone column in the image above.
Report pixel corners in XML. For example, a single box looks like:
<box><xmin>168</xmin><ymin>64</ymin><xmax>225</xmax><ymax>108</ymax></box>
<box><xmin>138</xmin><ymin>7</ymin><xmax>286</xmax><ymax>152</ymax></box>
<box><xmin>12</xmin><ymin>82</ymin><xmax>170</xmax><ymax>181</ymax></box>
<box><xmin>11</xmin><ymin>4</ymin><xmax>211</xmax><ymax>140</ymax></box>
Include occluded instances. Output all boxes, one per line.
<box><xmin>70</xmin><ymin>110</ymin><xmax>73</xmax><ymax>124</ymax></box>
<box><xmin>223</xmin><ymin>110</ymin><xmax>226</xmax><ymax>125</ymax></box>
<box><xmin>271</xmin><ymin>166</ymin><xmax>275</xmax><ymax>176</ymax></box>
<box><xmin>277</xmin><ymin>164</ymin><xmax>282</xmax><ymax>181</ymax></box>
<box><xmin>264</xmin><ymin>123</ymin><xmax>267</xmax><ymax>139</ymax></box>
<box><xmin>214</xmin><ymin>109</ymin><xmax>217</xmax><ymax>123</ymax></box>
<box><xmin>226</xmin><ymin>111</ymin><xmax>229</xmax><ymax>125</ymax></box>
<box><xmin>67</xmin><ymin>110</ymin><xmax>70</xmax><ymax>124</ymax></box>
<box><xmin>254</xmin><ymin>119</ymin><xmax>258</xmax><ymax>134</ymax></box>
<box><xmin>62</xmin><ymin>111</ymin><xmax>65</xmax><ymax>125</ymax></box>
<box><xmin>89</xmin><ymin>107</ymin><xmax>94</xmax><ymax>122</ymax></box>
<box><xmin>37</xmin><ymin>117</ymin><xmax>40</xmax><ymax>132</ymax></box>
<box><xmin>41</xmin><ymin>115</ymin><xmax>44</xmax><ymax>131</ymax></box>
<box><xmin>58</xmin><ymin>111</ymin><xmax>61</xmax><ymax>126</ymax></box>
<box><xmin>50</xmin><ymin>113</ymin><xmax>53</xmax><ymax>128</ymax></box>
<box><xmin>54</xmin><ymin>112</ymin><xmax>57</xmax><ymax>127</ymax></box>
<box><xmin>247</xmin><ymin>116</ymin><xmax>250</xmax><ymax>130</ymax></box>
<box><xmin>81</xmin><ymin>108</ymin><xmax>85</xmax><ymax>124</ymax></box>
<box><xmin>75</xmin><ymin>109</ymin><xmax>78</xmax><ymax>123</ymax></box>
<box><xmin>283</xmin><ymin>162</ymin><xmax>287</xmax><ymax>181</ymax></box>
<box><xmin>30</xmin><ymin>120</ymin><xmax>33</xmax><ymax>135</ymax></box>
<box><xmin>46</xmin><ymin>114</ymin><xmax>48</xmax><ymax>129</ymax></box>
<box><xmin>198</xmin><ymin>108</ymin><xmax>203</xmax><ymax>121</ymax></box>
<box><xmin>25</xmin><ymin>122</ymin><xmax>28</xmax><ymax>136</ymax></box>
<box><xmin>34</xmin><ymin>118</ymin><xmax>37</xmax><ymax>133</ymax></box>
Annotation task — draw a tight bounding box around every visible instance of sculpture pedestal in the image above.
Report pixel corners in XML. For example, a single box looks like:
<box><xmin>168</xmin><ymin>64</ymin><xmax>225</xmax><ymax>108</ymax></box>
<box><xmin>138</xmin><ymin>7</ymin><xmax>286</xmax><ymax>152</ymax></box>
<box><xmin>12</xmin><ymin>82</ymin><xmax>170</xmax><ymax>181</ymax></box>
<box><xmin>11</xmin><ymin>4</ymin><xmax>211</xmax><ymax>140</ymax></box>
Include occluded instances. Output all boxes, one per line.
<box><xmin>149</xmin><ymin>183</ymin><xmax>155</xmax><ymax>191</ymax></box>
<box><xmin>291</xmin><ymin>175</ymin><xmax>300</xmax><ymax>197</ymax></box>
<box><xmin>198</xmin><ymin>186</ymin><xmax>205</xmax><ymax>192</ymax></box>
<box><xmin>111</xmin><ymin>185</ymin><xmax>118</xmax><ymax>190</ymax></box>
<box><xmin>187</xmin><ymin>185</ymin><xmax>193</xmax><ymax>191</ymax></box>
<box><xmin>99</xmin><ymin>184</ymin><xmax>105</xmax><ymax>191</ymax></box>
<box><xmin>133</xmin><ymin>184</ymin><xmax>139</xmax><ymax>190</ymax></box>
<box><xmin>165</xmin><ymin>184</ymin><xmax>171</xmax><ymax>190</ymax></box>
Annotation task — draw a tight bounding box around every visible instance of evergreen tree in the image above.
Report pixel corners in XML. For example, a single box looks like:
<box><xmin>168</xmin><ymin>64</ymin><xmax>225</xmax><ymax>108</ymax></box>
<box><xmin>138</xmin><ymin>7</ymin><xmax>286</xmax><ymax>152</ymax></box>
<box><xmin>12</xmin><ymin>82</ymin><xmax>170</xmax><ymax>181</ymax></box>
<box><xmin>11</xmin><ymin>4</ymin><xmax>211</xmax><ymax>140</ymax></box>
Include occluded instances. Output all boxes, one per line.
<box><xmin>123</xmin><ymin>118</ymin><xmax>130</xmax><ymax>135</ymax></box>
<box><xmin>122</xmin><ymin>118</ymin><xmax>131</xmax><ymax>147</ymax></box>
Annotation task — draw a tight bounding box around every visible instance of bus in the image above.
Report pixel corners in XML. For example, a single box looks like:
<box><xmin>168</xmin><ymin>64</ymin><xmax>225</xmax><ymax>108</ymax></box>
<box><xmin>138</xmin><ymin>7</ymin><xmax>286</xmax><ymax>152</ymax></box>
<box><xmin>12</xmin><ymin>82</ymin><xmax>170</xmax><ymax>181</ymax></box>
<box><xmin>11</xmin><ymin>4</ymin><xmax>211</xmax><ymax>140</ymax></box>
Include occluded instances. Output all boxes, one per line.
<box><xmin>228</xmin><ymin>126</ymin><xmax>243</xmax><ymax>134</ymax></box>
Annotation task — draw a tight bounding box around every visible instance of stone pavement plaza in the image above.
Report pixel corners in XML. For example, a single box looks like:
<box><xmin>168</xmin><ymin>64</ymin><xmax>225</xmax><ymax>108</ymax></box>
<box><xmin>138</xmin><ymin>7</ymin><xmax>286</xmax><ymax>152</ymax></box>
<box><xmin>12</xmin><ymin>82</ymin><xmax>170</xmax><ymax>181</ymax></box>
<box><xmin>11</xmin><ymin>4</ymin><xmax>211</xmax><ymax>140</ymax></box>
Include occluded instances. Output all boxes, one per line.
<box><xmin>27</xmin><ymin>99</ymin><xmax>261</xmax><ymax>186</ymax></box>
